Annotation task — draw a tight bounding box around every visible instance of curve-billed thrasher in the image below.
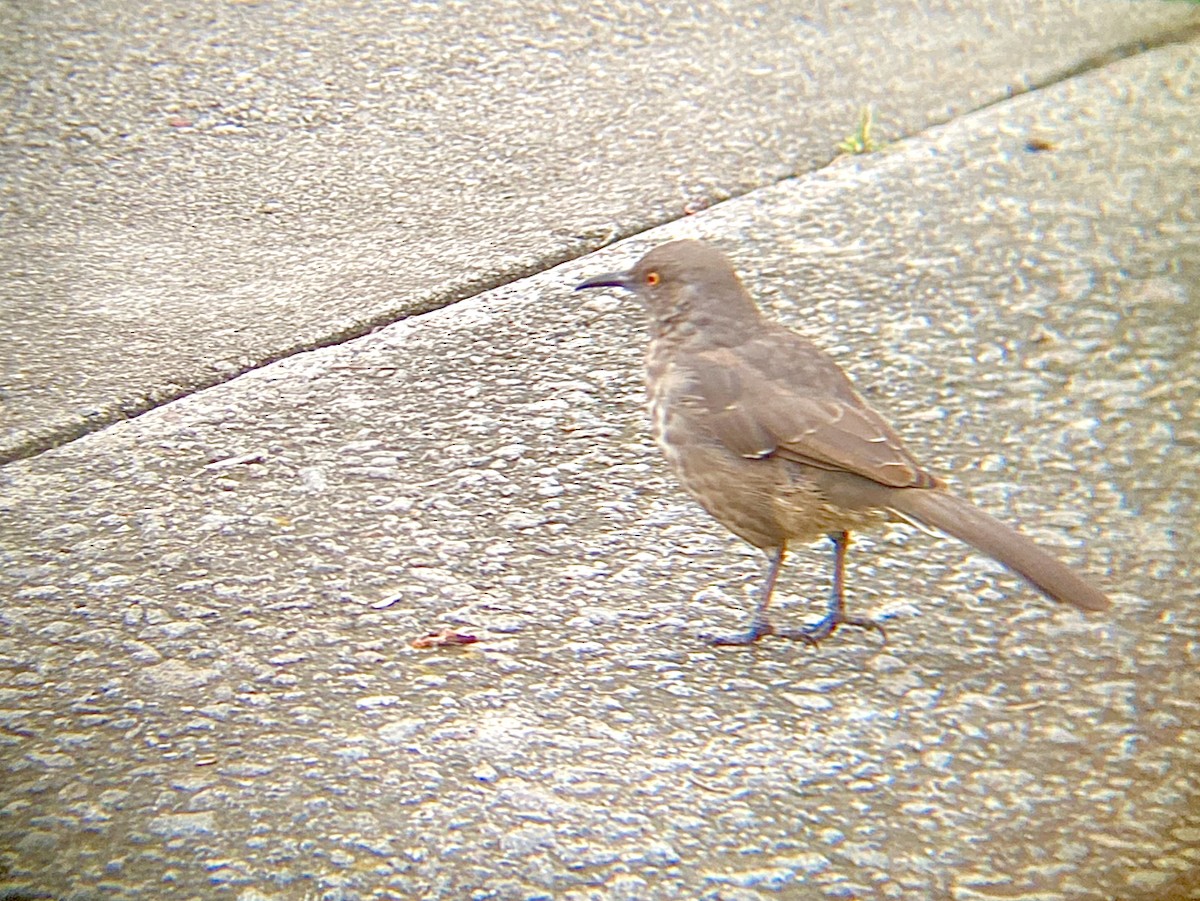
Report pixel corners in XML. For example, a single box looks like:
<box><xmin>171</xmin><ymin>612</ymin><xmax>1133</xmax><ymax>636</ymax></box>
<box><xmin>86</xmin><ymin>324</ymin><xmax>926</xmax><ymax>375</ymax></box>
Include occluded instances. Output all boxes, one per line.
<box><xmin>576</xmin><ymin>240</ymin><xmax>1110</xmax><ymax>646</ymax></box>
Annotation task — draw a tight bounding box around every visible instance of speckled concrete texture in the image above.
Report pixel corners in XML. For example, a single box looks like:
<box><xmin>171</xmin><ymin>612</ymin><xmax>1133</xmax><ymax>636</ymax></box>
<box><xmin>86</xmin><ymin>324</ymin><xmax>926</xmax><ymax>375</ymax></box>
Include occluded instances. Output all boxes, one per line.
<box><xmin>2</xmin><ymin>32</ymin><xmax>1198</xmax><ymax>900</ymax></box>
<box><xmin>2</xmin><ymin>0</ymin><xmax>1199</xmax><ymax>463</ymax></box>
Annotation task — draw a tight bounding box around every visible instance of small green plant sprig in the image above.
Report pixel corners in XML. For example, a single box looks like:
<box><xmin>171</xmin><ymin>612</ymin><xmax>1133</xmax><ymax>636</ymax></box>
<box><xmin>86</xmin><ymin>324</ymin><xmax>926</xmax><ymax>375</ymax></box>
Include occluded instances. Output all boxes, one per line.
<box><xmin>837</xmin><ymin>106</ymin><xmax>888</xmax><ymax>155</ymax></box>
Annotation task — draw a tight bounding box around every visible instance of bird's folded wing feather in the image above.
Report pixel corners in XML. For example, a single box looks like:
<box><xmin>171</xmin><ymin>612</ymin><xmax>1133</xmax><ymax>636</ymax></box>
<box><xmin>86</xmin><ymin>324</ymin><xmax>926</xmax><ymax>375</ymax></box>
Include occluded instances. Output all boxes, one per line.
<box><xmin>683</xmin><ymin>340</ymin><xmax>939</xmax><ymax>490</ymax></box>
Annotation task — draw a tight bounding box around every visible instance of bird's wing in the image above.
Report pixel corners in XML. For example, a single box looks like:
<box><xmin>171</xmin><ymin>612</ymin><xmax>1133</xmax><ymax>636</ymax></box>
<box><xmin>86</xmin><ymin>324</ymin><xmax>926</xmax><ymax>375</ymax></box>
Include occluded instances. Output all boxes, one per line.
<box><xmin>684</xmin><ymin>337</ymin><xmax>940</xmax><ymax>490</ymax></box>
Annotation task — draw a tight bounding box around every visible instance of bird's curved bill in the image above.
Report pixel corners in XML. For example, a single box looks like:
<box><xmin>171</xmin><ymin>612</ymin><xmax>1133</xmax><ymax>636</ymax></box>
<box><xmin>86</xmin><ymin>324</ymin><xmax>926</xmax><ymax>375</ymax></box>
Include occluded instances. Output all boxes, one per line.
<box><xmin>575</xmin><ymin>271</ymin><xmax>634</xmax><ymax>292</ymax></box>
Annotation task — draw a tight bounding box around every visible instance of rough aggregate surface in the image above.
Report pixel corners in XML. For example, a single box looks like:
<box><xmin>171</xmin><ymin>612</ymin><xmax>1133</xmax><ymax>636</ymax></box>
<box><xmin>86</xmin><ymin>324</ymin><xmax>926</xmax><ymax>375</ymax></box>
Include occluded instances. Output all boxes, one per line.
<box><xmin>1</xmin><ymin>11</ymin><xmax>1199</xmax><ymax>901</ymax></box>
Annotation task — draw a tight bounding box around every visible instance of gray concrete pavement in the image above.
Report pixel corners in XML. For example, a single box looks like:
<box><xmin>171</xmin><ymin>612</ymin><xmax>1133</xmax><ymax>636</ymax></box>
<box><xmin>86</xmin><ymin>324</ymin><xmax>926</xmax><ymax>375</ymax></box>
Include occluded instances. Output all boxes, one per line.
<box><xmin>2</xmin><ymin>1</ymin><xmax>1199</xmax><ymax>463</ymax></box>
<box><xmin>2</xmin><ymin>20</ymin><xmax>1199</xmax><ymax>899</ymax></box>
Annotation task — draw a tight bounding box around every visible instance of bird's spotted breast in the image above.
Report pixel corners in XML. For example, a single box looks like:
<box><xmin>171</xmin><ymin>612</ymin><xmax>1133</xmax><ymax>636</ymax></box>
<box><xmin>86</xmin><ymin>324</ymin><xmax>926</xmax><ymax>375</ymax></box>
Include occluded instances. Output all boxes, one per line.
<box><xmin>648</xmin><ymin>342</ymin><xmax>833</xmax><ymax>549</ymax></box>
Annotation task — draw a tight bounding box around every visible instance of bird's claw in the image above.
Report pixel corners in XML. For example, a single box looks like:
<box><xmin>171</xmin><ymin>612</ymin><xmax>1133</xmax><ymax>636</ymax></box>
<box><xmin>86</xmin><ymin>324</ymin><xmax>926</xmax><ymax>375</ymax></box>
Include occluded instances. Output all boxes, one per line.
<box><xmin>776</xmin><ymin>614</ymin><xmax>886</xmax><ymax>646</ymax></box>
<box><xmin>709</xmin><ymin>614</ymin><xmax>886</xmax><ymax>648</ymax></box>
<box><xmin>707</xmin><ymin>618</ymin><xmax>774</xmax><ymax>647</ymax></box>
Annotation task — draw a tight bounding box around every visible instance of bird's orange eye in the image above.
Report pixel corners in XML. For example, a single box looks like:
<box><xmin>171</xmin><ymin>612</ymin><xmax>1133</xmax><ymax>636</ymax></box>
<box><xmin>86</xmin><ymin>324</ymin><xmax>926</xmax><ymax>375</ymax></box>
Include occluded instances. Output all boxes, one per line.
<box><xmin>645</xmin><ymin>271</ymin><xmax>660</xmax><ymax>286</ymax></box>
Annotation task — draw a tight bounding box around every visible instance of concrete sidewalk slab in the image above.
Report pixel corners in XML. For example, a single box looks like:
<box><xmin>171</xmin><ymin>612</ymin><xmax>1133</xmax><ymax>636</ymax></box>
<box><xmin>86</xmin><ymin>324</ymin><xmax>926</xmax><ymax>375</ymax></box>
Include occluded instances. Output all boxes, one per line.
<box><xmin>2</xmin><ymin>1</ymin><xmax>1199</xmax><ymax>463</ymax></box>
<box><xmin>2</xmin><ymin>37</ymin><xmax>1198</xmax><ymax>900</ymax></box>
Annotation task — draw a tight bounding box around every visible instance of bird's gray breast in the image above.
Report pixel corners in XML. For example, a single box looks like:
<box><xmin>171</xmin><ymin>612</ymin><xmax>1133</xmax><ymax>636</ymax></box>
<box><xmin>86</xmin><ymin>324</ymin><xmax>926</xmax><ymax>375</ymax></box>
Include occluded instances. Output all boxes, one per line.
<box><xmin>645</xmin><ymin>340</ymin><xmax>796</xmax><ymax>548</ymax></box>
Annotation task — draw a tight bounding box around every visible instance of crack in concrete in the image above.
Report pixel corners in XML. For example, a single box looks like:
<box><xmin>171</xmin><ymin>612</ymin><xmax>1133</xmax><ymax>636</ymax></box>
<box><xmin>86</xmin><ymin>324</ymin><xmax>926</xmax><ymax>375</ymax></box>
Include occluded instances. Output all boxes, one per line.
<box><xmin>3</xmin><ymin>21</ymin><xmax>1198</xmax><ymax>469</ymax></box>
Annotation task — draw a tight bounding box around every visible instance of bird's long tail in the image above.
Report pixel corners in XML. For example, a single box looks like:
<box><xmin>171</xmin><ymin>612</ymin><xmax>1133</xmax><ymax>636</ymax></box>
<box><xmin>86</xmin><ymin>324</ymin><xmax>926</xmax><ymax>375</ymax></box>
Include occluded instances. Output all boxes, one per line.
<box><xmin>887</xmin><ymin>489</ymin><xmax>1110</xmax><ymax>612</ymax></box>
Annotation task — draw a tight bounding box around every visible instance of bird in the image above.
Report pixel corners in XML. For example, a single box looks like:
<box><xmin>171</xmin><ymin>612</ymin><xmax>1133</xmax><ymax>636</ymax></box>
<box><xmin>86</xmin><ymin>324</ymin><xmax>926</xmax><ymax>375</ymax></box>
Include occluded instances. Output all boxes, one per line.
<box><xmin>575</xmin><ymin>239</ymin><xmax>1110</xmax><ymax>646</ymax></box>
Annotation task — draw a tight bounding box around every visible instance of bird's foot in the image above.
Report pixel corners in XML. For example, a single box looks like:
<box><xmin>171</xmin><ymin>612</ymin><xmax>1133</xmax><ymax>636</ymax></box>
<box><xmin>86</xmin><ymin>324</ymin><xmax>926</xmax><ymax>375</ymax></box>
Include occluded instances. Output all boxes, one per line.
<box><xmin>707</xmin><ymin>617</ymin><xmax>776</xmax><ymax>647</ymax></box>
<box><xmin>707</xmin><ymin>612</ymin><xmax>886</xmax><ymax>648</ymax></box>
<box><xmin>774</xmin><ymin>612</ymin><xmax>886</xmax><ymax>646</ymax></box>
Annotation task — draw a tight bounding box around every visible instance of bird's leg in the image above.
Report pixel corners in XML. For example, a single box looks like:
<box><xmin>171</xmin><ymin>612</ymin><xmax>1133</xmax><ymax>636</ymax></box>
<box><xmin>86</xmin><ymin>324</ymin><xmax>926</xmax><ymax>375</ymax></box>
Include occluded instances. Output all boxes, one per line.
<box><xmin>709</xmin><ymin>545</ymin><xmax>787</xmax><ymax>646</ymax></box>
<box><xmin>775</xmin><ymin>531</ymin><xmax>886</xmax><ymax>645</ymax></box>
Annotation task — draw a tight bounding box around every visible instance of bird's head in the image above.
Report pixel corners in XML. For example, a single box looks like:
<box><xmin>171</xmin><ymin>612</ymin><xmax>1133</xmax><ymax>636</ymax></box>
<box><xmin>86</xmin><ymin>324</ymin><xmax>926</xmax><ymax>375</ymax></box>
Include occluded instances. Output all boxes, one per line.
<box><xmin>575</xmin><ymin>240</ymin><xmax>760</xmax><ymax>337</ymax></box>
